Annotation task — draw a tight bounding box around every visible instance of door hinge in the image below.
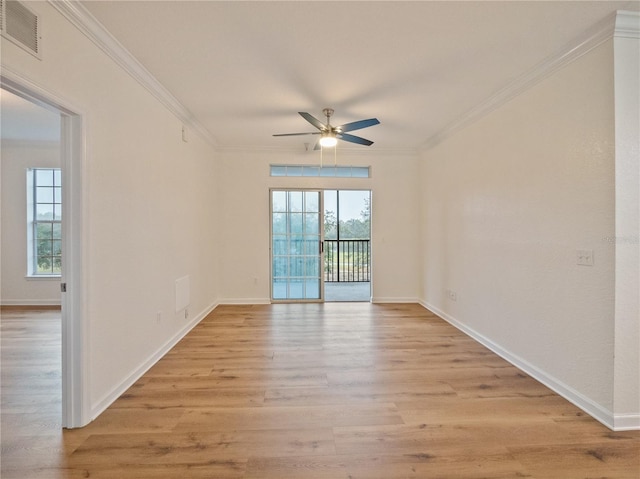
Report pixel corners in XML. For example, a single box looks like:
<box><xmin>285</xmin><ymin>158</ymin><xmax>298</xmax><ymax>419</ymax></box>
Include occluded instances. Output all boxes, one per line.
<box><xmin>61</xmin><ymin>283</ymin><xmax>67</xmax><ymax>293</ymax></box>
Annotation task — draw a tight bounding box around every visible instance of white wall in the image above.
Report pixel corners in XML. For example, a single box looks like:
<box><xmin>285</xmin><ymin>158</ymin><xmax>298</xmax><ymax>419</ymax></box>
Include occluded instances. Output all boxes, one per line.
<box><xmin>1</xmin><ymin>139</ymin><xmax>61</xmax><ymax>304</ymax></box>
<box><xmin>217</xmin><ymin>149</ymin><xmax>421</xmax><ymax>303</ymax></box>
<box><xmin>1</xmin><ymin>2</ymin><xmax>219</xmax><ymax>419</ymax></box>
<box><xmin>421</xmin><ymin>40</ymin><xmax>618</xmax><ymax>422</ymax></box>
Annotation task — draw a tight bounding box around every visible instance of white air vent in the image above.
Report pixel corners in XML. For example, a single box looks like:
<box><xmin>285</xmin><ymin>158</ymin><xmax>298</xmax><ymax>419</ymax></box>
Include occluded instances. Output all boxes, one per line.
<box><xmin>1</xmin><ymin>0</ymin><xmax>41</xmax><ymax>59</ymax></box>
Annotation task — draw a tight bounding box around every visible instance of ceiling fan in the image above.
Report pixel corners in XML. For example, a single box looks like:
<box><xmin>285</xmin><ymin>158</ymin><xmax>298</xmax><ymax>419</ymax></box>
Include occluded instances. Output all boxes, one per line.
<box><xmin>273</xmin><ymin>108</ymin><xmax>379</xmax><ymax>149</ymax></box>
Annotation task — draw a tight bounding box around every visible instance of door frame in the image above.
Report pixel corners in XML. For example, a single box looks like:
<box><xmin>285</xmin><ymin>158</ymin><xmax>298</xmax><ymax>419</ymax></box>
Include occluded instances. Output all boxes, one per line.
<box><xmin>1</xmin><ymin>69</ymin><xmax>89</xmax><ymax>428</ymax></box>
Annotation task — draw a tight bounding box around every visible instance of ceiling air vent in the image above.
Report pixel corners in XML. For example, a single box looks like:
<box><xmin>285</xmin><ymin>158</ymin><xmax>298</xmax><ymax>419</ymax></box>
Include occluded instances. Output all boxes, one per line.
<box><xmin>1</xmin><ymin>0</ymin><xmax>41</xmax><ymax>59</ymax></box>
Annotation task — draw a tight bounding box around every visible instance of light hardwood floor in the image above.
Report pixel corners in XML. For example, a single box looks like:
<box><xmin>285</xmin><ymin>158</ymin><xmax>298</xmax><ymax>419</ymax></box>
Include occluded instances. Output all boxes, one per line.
<box><xmin>1</xmin><ymin>303</ymin><xmax>638</xmax><ymax>478</ymax></box>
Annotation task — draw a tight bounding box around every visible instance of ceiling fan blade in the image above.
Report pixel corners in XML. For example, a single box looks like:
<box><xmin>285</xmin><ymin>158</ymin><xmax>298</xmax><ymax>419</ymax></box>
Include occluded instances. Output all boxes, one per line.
<box><xmin>273</xmin><ymin>132</ymin><xmax>320</xmax><ymax>137</ymax></box>
<box><xmin>337</xmin><ymin>118</ymin><xmax>380</xmax><ymax>133</ymax></box>
<box><xmin>313</xmin><ymin>140</ymin><xmax>321</xmax><ymax>151</ymax></box>
<box><xmin>338</xmin><ymin>133</ymin><xmax>374</xmax><ymax>146</ymax></box>
<box><xmin>299</xmin><ymin>112</ymin><xmax>326</xmax><ymax>131</ymax></box>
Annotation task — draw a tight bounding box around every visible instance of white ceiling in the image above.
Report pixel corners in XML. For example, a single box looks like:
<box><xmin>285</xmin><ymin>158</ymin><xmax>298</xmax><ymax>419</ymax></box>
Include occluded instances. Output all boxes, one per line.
<box><xmin>81</xmin><ymin>1</ymin><xmax>637</xmax><ymax>151</ymax></box>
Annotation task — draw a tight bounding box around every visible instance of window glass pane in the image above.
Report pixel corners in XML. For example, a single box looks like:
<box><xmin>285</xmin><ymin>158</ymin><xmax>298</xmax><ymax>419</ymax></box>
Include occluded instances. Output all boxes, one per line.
<box><xmin>270</xmin><ymin>165</ymin><xmax>287</xmax><ymax>177</ymax></box>
<box><xmin>273</xmin><ymin>257</ymin><xmax>287</xmax><ymax>277</ymax></box>
<box><xmin>52</xmin><ymin>240</ymin><xmax>62</xmax><ymax>255</ymax></box>
<box><xmin>53</xmin><ymin>257</ymin><xmax>62</xmax><ymax>274</ymax></box>
<box><xmin>272</xmin><ymin>280</ymin><xmax>287</xmax><ymax>299</ymax></box>
<box><xmin>287</xmin><ymin>166</ymin><xmax>303</xmax><ymax>177</ymax></box>
<box><xmin>289</xmin><ymin>280</ymin><xmax>303</xmax><ymax>298</ymax></box>
<box><xmin>54</xmin><ymin>204</ymin><xmax>62</xmax><ymax>221</ymax></box>
<box><xmin>304</xmin><ymin>191</ymin><xmax>319</xmax><ymax>213</ymax></box>
<box><xmin>37</xmin><ymin>256</ymin><xmax>52</xmax><ymax>273</ymax></box>
<box><xmin>303</xmin><ymin>237</ymin><xmax>319</xmax><ymax>255</ymax></box>
<box><xmin>37</xmin><ymin>240</ymin><xmax>52</xmax><ymax>256</ymax></box>
<box><xmin>336</xmin><ymin>167</ymin><xmax>351</xmax><ymax>178</ymax></box>
<box><xmin>320</xmin><ymin>166</ymin><xmax>336</xmax><ymax>177</ymax></box>
<box><xmin>36</xmin><ymin>204</ymin><xmax>54</xmax><ymax>220</ymax></box>
<box><xmin>272</xmin><ymin>213</ymin><xmax>287</xmax><ymax>234</ymax></box>
<box><xmin>302</xmin><ymin>166</ymin><xmax>319</xmax><ymax>177</ymax></box>
<box><xmin>288</xmin><ymin>191</ymin><xmax>303</xmax><ymax>212</ymax></box>
<box><xmin>290</xmin><ymin>213</ymin><xmax>303</xmax><ymax>234</ymax></box>
<box><xmin>289</xmin><ymin>235</ymin><xmax>303</xmax><ymax>254</ymax></box>
<box><xmin>304</xmin><ymin>214</ymin><xmax>319</xmax><ymax>234</ymax></box>
<box><xmin>37</xmin><ymin>187</ymin><xmax>54</xmax><ymax>203</ymax></box>
<box><xmin>272</xmin><ymin>191</ymin><xmax>287</xmax><ymax>212</ymax></box>
<box><xmin>54</xmin><ymin>169</ymin><xmax>62</xmax><ymax>186</ymax></box>
<box><xmin>54</xmin><ymin>186</ymin><xmax>62</xmax><ymax>203</ymax></box>
<box><xmin>36</xmin><ymin>223</ymin><xmax>52</xmax><ymax>239</ymax></box>
<box><xmin>289</xmin><ymin>257</ymin><xmax>303</xmax><ymax>277</ymax></box>
<box><xmin>305</xmin><ymin>257</ymin><xmax>319</xmax><ymax>277</ymax></box>
<box><xmin>272</xmin><ymin>237</ymin><xmax>287</xmax><ymax>256</ymax></box>
<box><xmin>52</xmin><ymin>222</ymin><xmax>62</xmax><ymax>239</ymax></box>
<box><xmin>352</xmin><ymin>167</ymin><xmax>370</xmax><ymax>178</ymax></box>
<box><xmin>35</xmin><ymin>169</ymin><xmax>53</xmax><ymax>186</ymax></box>
<box><xmin>304</xmin><ymin>278</ymin><xmax>320</xmax><ymax>299</ymax></box>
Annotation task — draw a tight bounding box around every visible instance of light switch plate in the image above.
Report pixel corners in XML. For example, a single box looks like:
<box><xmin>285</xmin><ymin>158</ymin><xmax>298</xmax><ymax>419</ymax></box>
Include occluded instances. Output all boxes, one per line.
<box><xmin>577</xmin><ymin>249</ymin><xmax>594</xmax><ymax>266</ymax></box>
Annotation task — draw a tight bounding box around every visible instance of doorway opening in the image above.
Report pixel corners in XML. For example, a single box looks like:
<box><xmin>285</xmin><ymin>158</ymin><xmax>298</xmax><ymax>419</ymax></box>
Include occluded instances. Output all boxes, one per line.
<box><xmin>323</xmin><ymin>190</ymin><xmax>371</xmax><ymax>302</ymax></box>
<box><xmin>1</xmin><ymin>74</ymin><xmax>86</xmax><ymax>428</ymax></box>
<box><xmin>270</xmin><ymin>189</ymin><xmax>371</xmax><ymax>303</ymax></box>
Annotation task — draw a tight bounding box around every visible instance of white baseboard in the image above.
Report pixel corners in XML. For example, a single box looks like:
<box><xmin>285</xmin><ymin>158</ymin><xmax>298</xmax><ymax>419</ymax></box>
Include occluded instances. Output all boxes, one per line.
<box><xmin>220</xmin><ymin>297</ymin><xmax>271</xmax><ymax>305</ymax></box>
<box><xmin>614</xmin><ymin>413</ymin><xmax>640</xmax><ymax>431</ymax></box>
<box><xmin>89</xmin><ymin>300</ymin><xmax>219</xmax><ymax>421</ymax></box>
<box><xmin>419</xmin><ymin>300</ymin><xmax>637</xmax><ymax>432</ymax></box>
<box><xmin>0</xmin><ymin>299</ymin><xmax>61</xmax><ymax>306</ymax></box>
<box><xmin>372</xmin><ymin>297</ymin><xmax>419</xmax><ymax>304</ymax></box>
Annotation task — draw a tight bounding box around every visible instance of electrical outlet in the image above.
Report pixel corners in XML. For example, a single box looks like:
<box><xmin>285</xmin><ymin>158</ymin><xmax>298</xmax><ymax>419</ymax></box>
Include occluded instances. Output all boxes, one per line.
<box><xmin>577</xmin><ymin>249</ymin><xmax>594</xmax><ymax>266</ymax></box>
<box><xmin>184</xmin><ymin>308</ymin><xmax>189</xmax><ymax>319</ymax></box>
<box><xmin>446</xmin><ymin>289</ymin><xmax>457</xmax><ymax>302</ymax></box>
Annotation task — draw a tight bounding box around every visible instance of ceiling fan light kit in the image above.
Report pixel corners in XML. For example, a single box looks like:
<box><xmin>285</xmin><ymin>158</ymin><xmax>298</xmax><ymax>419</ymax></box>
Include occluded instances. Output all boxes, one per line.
<box><xmin>274</xmin><ymin>108</ymin><xmax>379</xmax><ymax>150</ymax></box>
<box><xmin>319</xmin><ymin>132</ymin><xmax>338</xmax><ymax>148</ymax></box>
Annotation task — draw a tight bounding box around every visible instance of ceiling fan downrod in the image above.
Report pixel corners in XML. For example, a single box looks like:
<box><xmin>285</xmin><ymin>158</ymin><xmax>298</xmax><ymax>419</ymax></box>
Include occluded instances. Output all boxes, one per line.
<box><xmin>322</xmin><ymin>108</ymin><xmax>334</xmax><ymax>128</ymax></box>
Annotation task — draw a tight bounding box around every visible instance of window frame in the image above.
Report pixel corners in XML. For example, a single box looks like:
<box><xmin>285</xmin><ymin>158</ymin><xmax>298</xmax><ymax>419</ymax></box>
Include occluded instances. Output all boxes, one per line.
<box><xmin>27</xmin><ymin>168</ymin><xmax>62</xmax><ymax>277</ymax></box>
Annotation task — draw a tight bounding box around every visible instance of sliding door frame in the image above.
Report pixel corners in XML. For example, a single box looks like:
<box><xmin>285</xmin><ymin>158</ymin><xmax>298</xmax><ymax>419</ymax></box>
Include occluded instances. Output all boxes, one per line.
<box><xmin>269</xmin><ymin>189</ymin><xmax>325</xmax><ymax>303</ymax></box>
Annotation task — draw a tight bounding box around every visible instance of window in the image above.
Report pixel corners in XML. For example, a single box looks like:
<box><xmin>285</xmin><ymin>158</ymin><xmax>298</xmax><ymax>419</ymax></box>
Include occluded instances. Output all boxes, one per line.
<box><xmin>27</xmin><ymin>168</ymin><xmax>62</xmax><ymax>276</ymax></box>
<box><xmin>270</xmin><ymin>164</ymin><xmax>370</xmax><ymax>178</ymax></box>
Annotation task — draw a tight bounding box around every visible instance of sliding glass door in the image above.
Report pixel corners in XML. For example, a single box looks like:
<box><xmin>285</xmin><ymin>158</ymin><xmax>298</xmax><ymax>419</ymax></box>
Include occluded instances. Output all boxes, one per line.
<box><xmin>271</xmin><ymin>190</ymin><xmax>323</xmax><ymax>301</ymax></box>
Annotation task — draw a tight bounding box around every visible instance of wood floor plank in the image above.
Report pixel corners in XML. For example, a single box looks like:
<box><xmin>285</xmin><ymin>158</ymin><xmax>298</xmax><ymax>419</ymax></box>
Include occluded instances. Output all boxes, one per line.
<box><xmin>172</xmin><ymin>403</ymin><xmax>403</xmax><ymax>432</ymax></box>
<box><xmin>2</xmin><ymin>303</ymin><xmax>639</xmax><ymax>479</ymax></box>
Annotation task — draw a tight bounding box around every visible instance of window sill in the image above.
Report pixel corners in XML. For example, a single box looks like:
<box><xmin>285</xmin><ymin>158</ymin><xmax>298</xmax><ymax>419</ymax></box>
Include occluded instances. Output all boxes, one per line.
<box><xmin>25</xmin><ymin>275</ymin><xmax>61</xmax><ymax>281</ymax></box>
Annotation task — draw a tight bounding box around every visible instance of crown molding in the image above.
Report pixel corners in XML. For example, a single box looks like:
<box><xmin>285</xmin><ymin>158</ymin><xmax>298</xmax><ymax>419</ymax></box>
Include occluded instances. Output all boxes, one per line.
<box><xmin>422</xmin><ymin>10</ymin><xmax>634</xmax><ymax>152</ymax></box>
<box><xmin>48</xmin><ymin>0</ymin><xmax>218</xmax><ymax>148</ymax></box>
<box><xmin>615</xmin><ymin>10</ymin><xmax>640</xmax><ymax>39</ymax></box>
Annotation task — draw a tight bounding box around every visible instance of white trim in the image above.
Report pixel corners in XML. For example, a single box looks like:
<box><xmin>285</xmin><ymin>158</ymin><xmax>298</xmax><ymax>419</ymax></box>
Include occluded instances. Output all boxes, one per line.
<box><xmin>422</xmin><ymin>11</ymin><xmax>619</xmax><ymax>151</ymax></box>
<box><xmin>25</xmin><ymin>275</ymin><xmax>62</xmax><ymax>280</ymax></box>
<box><xmin>614</xmin><ymin>10</ymin><xmax>640</xmax><ymax>39</ymax></box>
<box><xmin>221</xmin><ymin>298</ymin><xmax>271</xmax><ymax>305</ymax></box>
<box><xmin>418</xmin><ymin>300</ymin><xmax>624</xmax><ymax>431</ymax></box>
<box><xmin>372</xmin><ymin>297</ymin><xmax>419</xmax><ymax>304</ymax></box>
<box><xmin>90</xmin><ymin>301</ymin><xmax>219</xmax><ymax>421</ymax></box>
<box><xmin>47</xmin><ymin>0</ymin><xmax>217</xmax><ymax>148</ymax></box>
<box><xmin>614</xmin><ymin>414</ymin><xmax>640</xmax><ymax>431</ymax></box>
<box><xmin>0</xmin><ymin>299</ymin><xmax>61</xmax><ymax>306</ymax></box>
<box><xmin>1</xmin><ymin>66</ymin><xmax>90</xmax><ymax>428</ymax></box>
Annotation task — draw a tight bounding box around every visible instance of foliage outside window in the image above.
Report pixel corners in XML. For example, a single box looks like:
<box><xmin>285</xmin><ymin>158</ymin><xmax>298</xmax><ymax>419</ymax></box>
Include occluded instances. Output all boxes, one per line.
<box><xmin>28</xmin><ymin>168</ymin><xmax>62</xmax><ymax>275</ymax></box>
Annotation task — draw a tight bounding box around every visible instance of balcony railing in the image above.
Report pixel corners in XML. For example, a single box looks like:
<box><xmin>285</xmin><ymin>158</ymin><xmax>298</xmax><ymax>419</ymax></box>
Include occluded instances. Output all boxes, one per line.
<box><xmin>324</xmin><ymin>239</ymin><xmax>370</xmax><ymax>282</ymax></box>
